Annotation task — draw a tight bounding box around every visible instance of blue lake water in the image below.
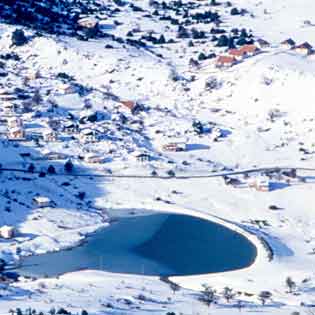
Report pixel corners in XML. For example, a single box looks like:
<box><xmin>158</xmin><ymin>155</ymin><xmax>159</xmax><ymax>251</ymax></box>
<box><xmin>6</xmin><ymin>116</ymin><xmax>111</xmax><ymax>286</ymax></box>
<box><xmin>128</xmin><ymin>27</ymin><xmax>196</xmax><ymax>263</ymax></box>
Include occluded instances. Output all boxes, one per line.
<box><xmin>18</xmin><ymin>213</ymin><xmax>257</xmax><ymax>277</ymax></box>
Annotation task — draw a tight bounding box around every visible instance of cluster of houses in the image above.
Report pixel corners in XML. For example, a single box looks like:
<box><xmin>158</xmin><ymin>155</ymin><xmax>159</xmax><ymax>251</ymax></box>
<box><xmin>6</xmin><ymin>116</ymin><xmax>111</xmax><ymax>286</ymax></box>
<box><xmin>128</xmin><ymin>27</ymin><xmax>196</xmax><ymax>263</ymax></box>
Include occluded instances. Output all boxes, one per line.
<box><xmin>281</xmin><ymin>38</ymin><xmax>315</xmax><ymax>57</ymax></box>
<box><xmin>216</xmin><ymin>37</ymin><xmax>315</xmax><ymax>68</ymax></box>
<box><xmin>224</xmin><ymin>168</ymin><xmax>298</xmax><ymax>192</ymax></box>
<box><xmin>216</xmin><ymin>43</ymin><xmax>263</xmax><ymax>68</ymax></box>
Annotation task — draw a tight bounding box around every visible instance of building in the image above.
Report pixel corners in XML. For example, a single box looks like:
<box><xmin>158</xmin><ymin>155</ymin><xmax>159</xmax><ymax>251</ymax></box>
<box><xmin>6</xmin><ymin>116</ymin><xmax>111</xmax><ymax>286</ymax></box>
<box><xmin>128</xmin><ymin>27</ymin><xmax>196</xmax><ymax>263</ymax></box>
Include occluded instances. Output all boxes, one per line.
<box><xmin>228</xmin><ymin>48</ymin><xmax>246</xmax><ymax>60</ymax></box>
<box><xmin>2</xmin><ymin>102</ymin><xmax>15</xmax><ymax>115</ymax></box>
<box><xmin>7</xmin><ymin>117</ymin><xmax>23</xmax><ymax>129</ymax></box>
<box><xmin>8</xmin><ymin>127</ymin><xmax>25</xmax><ymax>139</ymax></box>
<box><xmin>239</xmin><ymin>44</ymin><xmax>260</xmax><ymax>56</ymax></box>
<box><xmin>216</xmin><ymin>55</ymin><xmax>237</xmax><ymax>68</ymax></box>
<box><xmin>63</xmin><ymin>122</ymin><xmax>78</xmax><ymax>134</ymax></box>
<box><xmin>78</xmin><ymin>17</ymin><xmax>99</xmax><ymax>29</ymax></box>
<box><xmin>42</xmin><ymin>129</ymin><xmax>58</xmax><ymax>142</ymax></box>
<box><xmin>120</xmin><ymin>100</ymin><xmax>144</xmax><ymax>115</ymax></box>
<box><xmin>32</xmin><ymin>196</ymin><xmax>52</xmax><ymax>208</ymax></box>
<box><xmin>84</xmin><ymin>153</ymin><xmax>104</xmax><ymax>163</ymax></box>
<box><xmin>257</xmin><ymin>38</ymin><xmax>270</xmax><ymax>49</ymax></box>
<box><xmin>0</xmin><ymin>226</ymin><xmax>15</xmax><ymax>239</ymax></box>
<box><xmin>281</xmin><ymin>38</ymin><xmax>296</xmax><ymax>49</ymax></box>
<box><xmin>136</xmin><ymin>153</ymin><xmax>152</xmax><ymax>162</ymax></box>
<box><xmin>248</xmin><ymin>176</ymin><xmax>270</xmax><ymax>192</ymax></box>
<box><xmin>163</xmin><ymin>142</ymin><xmax>186</xmax><ymax>152</ymax></box>
<box><xmin>43</xmin><ymin>151</ymin><xmax>69</xmax><ymax>160</ymax></box>
<box><xmin>294</xmin><ymin>42</ymin><xmax>313</xmax><ymax>55</ymax></box>
<box><xmin>79</xmin><ymin>129</ymin><xmax>98</xmax><ymax>143</ymax></box>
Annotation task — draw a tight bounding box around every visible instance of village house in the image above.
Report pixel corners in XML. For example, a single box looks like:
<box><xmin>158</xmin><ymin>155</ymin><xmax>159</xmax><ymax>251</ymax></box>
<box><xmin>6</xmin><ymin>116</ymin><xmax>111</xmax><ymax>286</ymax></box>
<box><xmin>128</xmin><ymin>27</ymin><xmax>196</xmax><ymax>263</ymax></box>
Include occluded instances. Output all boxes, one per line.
<box><xmin>163</xmin><ymin>142</ymin><xmax>186</xmax><ymax>152</ymax></box>
<box><xmin>42</xmin><ymin>129</ymin><xmax>58</xmax><ymax>142</ymax></box>
<box><xmin>294</xmin><ymin>42</ymin><xmax>313</xmax><ymax>55</ymax></box>
<box><xmin>248</xmin><ymin>176</ymin><xmax>270</xmax><ymax>192</ymax></box>
<box><xmin>7</xmin><ymin>116</ymin><xmax>23</xmax><ymax>129</ymax></box>
<box><xmin>239</xmin><ymin>44</ymin><xmax>260</xmax><ymax>56</ymax></box>
<box><xmin>58</xmin><ymin>83</ymin><xmax>77</xmax><ymax>95</ymax></box>
<box><xmin>135</xmin><ymin>152</ymin><xmax>152</xmax><ymax>162</ymax></box>
<box><xmin>120</xmin><ymin>100</ymin><xmax>144</xmax><ymax>115</ymax></box>
<box><xmin>79</xmin><ymin>128</ymin><xmax>98</xmax><ymax>143</ymax></box>
<box><xmin>63</xmin><ymin>121</ymin><xmax>78</xmax><ymax>134</ymax></box>
<box><xmin>281</xmin><ymin>38</ymin><xmax>296</xmax><ymax>49</ymax></box>
<box><xmin>216</xmin><ymin>55</ymin><xmax>237</xmax><ymax>68</ymax></box>
<box><xmin>84</xmin><ymin>153</ymin><xmax>104</xmax><ymax>163</ymax></box>
<box><xmin>42</xmin><ymin>151</ymin><xmax>69</xmax><ymax>160</ymax></box>
<box><xmin>78</xmin><ymin>16</ymin><xmax>98</xmax><ymax>29</ymax></box>
<box><xmin>0</xmin><ymin>225</ymin><xmax>15</xmax><ymax>239</ymax></box>
<box><xmin>256</xmin><ymin>38</ymin><xmax>271</xmax><ymax>49</ymax></box>
<box><xmin>228</xmin><ymin>48</ymin><xmax>246</xmax><ymax>61</ymax></box>
<box><xmin>8</xmin><ymin>126</ymin><xmax>25</xmax><ymax>139</ymax></box>
<box><xmin>2</xmin><ymin>102</ymin><xmax>15</xmax><ymax>115</ymax></box>
<box><xmin>32</xmin><ymin>196</ymin><xmax>52</xmax><ymax>208</ymax></box>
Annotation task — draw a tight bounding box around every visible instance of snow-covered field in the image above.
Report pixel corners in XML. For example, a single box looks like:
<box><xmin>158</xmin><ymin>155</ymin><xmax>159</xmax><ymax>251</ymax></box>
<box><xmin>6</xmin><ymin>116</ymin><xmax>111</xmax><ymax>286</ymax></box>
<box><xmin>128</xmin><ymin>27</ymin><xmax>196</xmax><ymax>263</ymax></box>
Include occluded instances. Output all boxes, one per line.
<box><xmin>1</xmin><ymin>0</ymin><xmax>315</xmax><ymax>314</ymax></box>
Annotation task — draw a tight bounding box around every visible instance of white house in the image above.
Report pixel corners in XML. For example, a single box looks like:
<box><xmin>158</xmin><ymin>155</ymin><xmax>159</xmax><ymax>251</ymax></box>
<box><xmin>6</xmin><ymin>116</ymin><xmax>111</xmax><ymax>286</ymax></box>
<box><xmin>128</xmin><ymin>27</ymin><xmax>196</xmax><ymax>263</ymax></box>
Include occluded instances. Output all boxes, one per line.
<box><xmin>2</xmin><ymin>102</ymin><xmax>15</xmax><ymax>115</ymax></box>
<box><xmin>32</xmin><ymin>196</ymin><xmax>52</xmax><ymax>208</ymax></box>
<box><xmin>79</xmin><ymin>129</ymin><xmax>98</xmax><ymax>143</ymax></box>
<box><xmin>43</xmin><ymin>129</ymin><xmax>58</xmax><ymax>142</ymax></box>
<box><xmin>7</xmin><ymin>117</ymin><xmax>23</xmax><ymax>128</ymax></box>
<box><xmin>248</xmin><ymin>176</ymin><xmax>270</xmax><ymax>192</ymax></box>
<box><xmin>162</xmin><ymin>142</ymin><xmax>186</xmax><ymax>152</ymax></box>
<box><xmin>0</xmin><ymin>226</ymin><xmax>15</xmax><ymax>239</ymax></box>
<box><xmin>84</xmin><ymin>153</ymin><xmax>104</xmax><ymax>163</ymax></box>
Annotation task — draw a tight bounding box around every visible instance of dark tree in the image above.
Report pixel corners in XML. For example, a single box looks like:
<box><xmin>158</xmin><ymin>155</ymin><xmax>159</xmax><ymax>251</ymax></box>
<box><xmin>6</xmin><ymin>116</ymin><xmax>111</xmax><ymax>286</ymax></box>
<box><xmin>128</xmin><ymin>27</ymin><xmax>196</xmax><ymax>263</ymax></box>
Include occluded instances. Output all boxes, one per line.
<box><xmin>47</xmin><ymin>165</ymin><xmax>56</xmax><ymax>174</ymax></box>
<box><xmin>157</xmin><ymin>34</ymin><xmax>166</xmax><ymax>44</ymax></box>
<box><xmin>216</xmin><ymin>34</ymin><xmax>229</xmax><ymax>47</ymax></box>
<box><xmin>198</xmin><ymin>52</ymin><xmax>207</xmax><ymax>61</ymax></box>
<box><xmin>193</xmin><ymin>120</ymin><xmax>204</xmax><ymax>134</ymax></box>
<box><xmin>28</xmin><ymin>163</ymin><xmax>35</xmax><ymax>173</ymax></box>
<box><xmin>11</xmin><ymin>29</ymin><xmax>28</xmax><ymax>46</ymax></box>
<box><xmin>286</xmin><ymin>276</ymin><xmax>296</xmax><ymax>293</ymax></box>
<box><xmin>230</xmin><ymin>7</ymin><xmax>240</xmax><ymax>15</ymax></box>
<box><xmin>64</xmin><ymin>159</ymin><xmax>73</xmax><ymax>173</ymax></box>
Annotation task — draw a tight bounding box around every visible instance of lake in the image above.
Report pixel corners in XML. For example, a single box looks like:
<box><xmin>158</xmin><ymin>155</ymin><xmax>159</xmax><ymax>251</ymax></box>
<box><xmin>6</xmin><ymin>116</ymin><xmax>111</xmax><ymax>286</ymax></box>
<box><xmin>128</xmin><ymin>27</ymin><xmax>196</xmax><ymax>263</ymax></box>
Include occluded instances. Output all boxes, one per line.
<box><xmin>18</xmin><ymin>213</ymin><xmax>257</xmax><ymax>277</ymax></box>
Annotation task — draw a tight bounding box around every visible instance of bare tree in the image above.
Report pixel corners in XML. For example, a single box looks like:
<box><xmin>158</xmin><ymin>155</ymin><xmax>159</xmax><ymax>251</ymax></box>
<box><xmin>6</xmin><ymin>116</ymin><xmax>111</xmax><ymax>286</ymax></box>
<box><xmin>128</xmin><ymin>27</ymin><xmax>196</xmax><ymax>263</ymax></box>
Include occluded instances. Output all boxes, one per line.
<box><xmin>200</xmin><ymin>284</ymin><xmax>217</xmax><ymax>307</ymax></box>
<box><xmin>222</xmin><ymin>286</ymin><xmax>235</xmax><ymax>303</ymax></box>
<box><xmin>258</xmin><ymin>291</ymin><xmax>272</xmax><ymax>305</ymax></box>
<box><xmin>286</xmin><ymin>276</ymin><xmax>296</xmax><ymax>293</ymax></box>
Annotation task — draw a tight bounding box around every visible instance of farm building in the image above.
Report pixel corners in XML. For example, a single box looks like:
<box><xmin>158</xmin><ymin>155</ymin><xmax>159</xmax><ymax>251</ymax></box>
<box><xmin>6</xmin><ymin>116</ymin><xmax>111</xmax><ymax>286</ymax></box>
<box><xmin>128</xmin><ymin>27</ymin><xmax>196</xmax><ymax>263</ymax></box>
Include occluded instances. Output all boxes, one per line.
<box><xmin>239</xmin><ymin>44</ymin><xmax>260</xmax><ymax>56</ymax></box>
<box><xmin>7</xmin><ymin>117</ymin><xmax>23</xmax><ymax>128</ymax></box>
<box><xmin>8</xmin><ymin>127</ymin><xmax>25</xmax><ymax>139</ymax></box>
<box><xmin>0</xmin><ymin>226</ymin><xmax>15</xmax><ymax>239</ymax></box>
<box><xmin>79</xmin><ymin>128</ymin><xmax>98</xmax><ymax>143</ymax></box>
<box><xmin>163</xmin><ymin>142</ymin><xmax>186</xmax><ymax>152</ymax></box>
<box><xmin>256</xmin><ymin>38</ymin><xmax>271</xmax><ymax>49</ymax></box>
<box><xmin>84</xmin><ymin>153</ymin><xmax>104</xmax><ymax>163</ymax></box>
<box><xmin>216</xmin><ymin>56</ymin><xmax>237</xmax><ymax>68</ymax></box>
<box><xmin>32</xmin><ymin>196</ymin><xmax>52</xmax><ymax>208</ymax></box>
<box><xmin>43</xmin><ymin>129</ymin><xmax>58</xmax><ymax>142</ymax></box>
<box><xmin>228</xmin><ymin>49</ymin><xmax>247</xmax><ymax>60</ymax></box>
<box><xmin>294</xmin><ymin>42</ymin><xmax>313</xmax><ymax>55</ymax></box>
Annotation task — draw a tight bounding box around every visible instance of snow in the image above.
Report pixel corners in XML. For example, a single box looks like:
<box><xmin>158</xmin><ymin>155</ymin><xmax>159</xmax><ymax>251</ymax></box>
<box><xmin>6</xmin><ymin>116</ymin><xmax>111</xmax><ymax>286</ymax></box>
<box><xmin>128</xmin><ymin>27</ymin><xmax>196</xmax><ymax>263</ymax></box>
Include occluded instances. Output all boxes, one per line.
<box><xmin>1</xmin><ymin>0</ymin><xmax>315</xmax><ymax>313</ymax></box>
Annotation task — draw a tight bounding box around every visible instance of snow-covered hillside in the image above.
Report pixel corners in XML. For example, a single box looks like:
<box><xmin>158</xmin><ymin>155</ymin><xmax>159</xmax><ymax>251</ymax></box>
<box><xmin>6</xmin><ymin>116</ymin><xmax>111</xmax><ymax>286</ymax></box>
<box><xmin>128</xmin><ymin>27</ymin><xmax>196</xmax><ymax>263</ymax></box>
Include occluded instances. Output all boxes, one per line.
<box><xmin>1</xmin><ymin>0</ymin><xmax>315</xmax><ymax>314</ymax></box>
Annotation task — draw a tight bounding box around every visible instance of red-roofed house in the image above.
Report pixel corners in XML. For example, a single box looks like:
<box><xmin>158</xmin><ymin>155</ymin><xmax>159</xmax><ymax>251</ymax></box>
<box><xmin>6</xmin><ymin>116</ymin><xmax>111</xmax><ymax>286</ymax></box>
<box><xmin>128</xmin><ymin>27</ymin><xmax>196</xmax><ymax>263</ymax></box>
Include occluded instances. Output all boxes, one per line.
<box><xmin>228</xmin><ymin>49</ymin><xmax>246</xmax><ymax>60</ymax></box>
<box><xmin>216</xmin><ymin>56</ymin><xmax>237</xmax><ymax>68</ymax></box>
<box><xmin>239</xmin><ymin>44</ymin><xmax>260</xmax><ymax>56</ymax></box>
<box><xmin>121</xmin><ymin>100</ymin><xmax>135</xmax><ymax>110</ymax></box>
